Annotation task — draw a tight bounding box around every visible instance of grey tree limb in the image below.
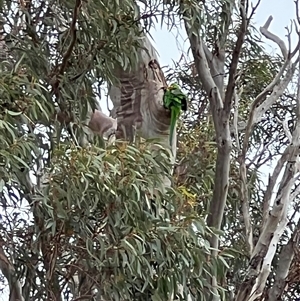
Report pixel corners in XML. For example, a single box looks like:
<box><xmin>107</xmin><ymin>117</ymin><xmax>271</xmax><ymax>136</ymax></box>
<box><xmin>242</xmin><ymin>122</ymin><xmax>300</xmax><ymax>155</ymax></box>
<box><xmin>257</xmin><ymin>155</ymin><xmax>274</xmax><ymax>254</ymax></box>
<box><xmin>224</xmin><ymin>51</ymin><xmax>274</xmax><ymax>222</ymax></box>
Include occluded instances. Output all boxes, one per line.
<box><xmin>235</xmin><ymin>15</ymin><xmax>300</xmax><ymax>300</ymax></box>
<box><xmin>0</xmin><ymin>238</ymin><xmax>24</xmax><ymax>301</ymax></box>
<box><xmin>267</xmin><ymin>219</ymin><xmax>300</xmax><ymax>301</ymax></box>
<box><xmin>184</xmin><ymin>3</ymin><xmax>249</xmax><ymax>299</ymax></box>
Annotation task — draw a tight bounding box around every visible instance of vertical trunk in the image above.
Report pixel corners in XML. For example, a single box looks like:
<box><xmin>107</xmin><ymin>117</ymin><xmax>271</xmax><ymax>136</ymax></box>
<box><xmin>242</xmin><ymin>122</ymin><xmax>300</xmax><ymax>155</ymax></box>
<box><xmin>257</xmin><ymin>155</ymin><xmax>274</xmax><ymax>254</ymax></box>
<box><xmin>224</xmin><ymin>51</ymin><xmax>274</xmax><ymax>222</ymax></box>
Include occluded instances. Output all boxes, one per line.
<box><xmin>109</xmin><ymin>35</ymin><xmax>177</xmax><ymax>160</ymax></box>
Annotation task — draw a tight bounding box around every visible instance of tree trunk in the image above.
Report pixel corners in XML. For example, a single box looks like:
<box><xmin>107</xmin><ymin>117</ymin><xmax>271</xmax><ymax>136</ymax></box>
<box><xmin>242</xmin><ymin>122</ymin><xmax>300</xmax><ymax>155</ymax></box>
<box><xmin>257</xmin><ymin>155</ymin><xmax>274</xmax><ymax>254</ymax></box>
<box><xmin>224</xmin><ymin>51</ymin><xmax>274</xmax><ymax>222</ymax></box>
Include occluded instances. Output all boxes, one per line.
<box><xmin>108</xmin><ymin>35</ymin><xmax>177</xmax><ymax>160</ymax></box>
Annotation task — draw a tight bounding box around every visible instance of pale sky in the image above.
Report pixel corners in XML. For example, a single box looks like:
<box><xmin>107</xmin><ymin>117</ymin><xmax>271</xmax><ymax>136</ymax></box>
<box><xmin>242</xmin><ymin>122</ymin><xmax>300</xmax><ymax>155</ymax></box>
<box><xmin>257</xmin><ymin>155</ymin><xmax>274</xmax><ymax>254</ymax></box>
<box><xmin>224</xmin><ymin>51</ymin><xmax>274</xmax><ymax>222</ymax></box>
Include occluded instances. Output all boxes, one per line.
<box><xmin>150</xmin><ymin>0</ymin><xmax>297</xmax><ymax>67</ymax></box>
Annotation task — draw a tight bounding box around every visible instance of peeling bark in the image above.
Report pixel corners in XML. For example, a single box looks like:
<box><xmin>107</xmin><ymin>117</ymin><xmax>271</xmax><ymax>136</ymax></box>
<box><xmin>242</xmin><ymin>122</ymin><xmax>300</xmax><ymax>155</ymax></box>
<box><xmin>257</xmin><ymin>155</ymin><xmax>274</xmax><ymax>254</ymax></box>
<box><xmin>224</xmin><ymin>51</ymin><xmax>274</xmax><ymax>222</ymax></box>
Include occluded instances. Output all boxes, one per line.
<box><xmin>108</xmin><ymin>36</ymin><xmax>176</xmax><ymax>157</ymax></box>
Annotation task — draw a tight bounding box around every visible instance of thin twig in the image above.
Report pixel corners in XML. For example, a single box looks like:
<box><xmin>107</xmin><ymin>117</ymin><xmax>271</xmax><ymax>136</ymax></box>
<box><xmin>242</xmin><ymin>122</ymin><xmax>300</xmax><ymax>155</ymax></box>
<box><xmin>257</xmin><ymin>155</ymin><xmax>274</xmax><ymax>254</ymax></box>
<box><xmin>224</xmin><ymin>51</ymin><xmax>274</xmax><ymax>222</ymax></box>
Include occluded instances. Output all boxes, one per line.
<box><xmin>59</xmin><ymin>0</ymin><xmax>81</xmax><ymax>76</ymax></box>
<box><xmin>51</xmin><ymin>0</ymin><xmax>82</xmax><ymax>98</ymax></box>
<box><xmin>276</xmin><ymin>115</ymin><xmax>292</xmax><ymax>142</ymax></box>
<box><xmin>248</xmin><ymin>0</ymin><xmax>262</xmax><ymax>20</ymax></box>
<box><xmin>246</xmin><ymin>136</ymin><xmax>277</xmax><ymax>169</ymax></box>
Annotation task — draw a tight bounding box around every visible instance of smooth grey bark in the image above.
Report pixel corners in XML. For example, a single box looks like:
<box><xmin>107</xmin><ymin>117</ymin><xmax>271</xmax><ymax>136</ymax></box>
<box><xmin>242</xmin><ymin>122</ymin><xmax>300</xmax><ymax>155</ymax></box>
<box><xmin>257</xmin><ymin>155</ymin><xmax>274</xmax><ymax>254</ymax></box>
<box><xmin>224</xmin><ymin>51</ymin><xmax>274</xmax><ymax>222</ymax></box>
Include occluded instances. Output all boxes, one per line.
<box><xmin>184</xmin><ymin>2</ymin><xmax>300</xmax><ymax>300</ymax></box>
<box><xmin>266</xmin><ymin>233</ymin><xmax>295</xmax><ymax>301</ymax></box>
<box><xmin>266</xmin><ymin>49</ymin><xmax>300</xmax><ymax>301</ymax></box>
<box><xmin>234</xmin><ymin>15</ymin><xmax>300</xmax><ymax>301</ymax></box>
<box><xmin>184</xmin><ymin>0</ymin><xmax>246</xmax><ymax>255</ymax></box>
<box><xmin>187</xmin><ymin>33</ymin><xmax>231</xmax><ymax>248</ymax></box>
<box><xmin>185</xmin><ymin>17</ymin><xmax>235</xmax><ymax>301</ymax></box>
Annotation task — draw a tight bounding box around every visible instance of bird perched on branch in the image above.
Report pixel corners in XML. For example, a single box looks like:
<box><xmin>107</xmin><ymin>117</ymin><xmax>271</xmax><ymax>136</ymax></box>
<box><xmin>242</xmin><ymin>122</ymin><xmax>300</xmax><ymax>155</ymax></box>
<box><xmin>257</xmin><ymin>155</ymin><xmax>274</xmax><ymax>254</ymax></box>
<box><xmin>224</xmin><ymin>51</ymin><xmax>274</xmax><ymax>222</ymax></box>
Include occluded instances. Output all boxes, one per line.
<box><xmin>163</xmin><ymin>83</ymin><xmax>188</xmax><ymax>146</ymax></box>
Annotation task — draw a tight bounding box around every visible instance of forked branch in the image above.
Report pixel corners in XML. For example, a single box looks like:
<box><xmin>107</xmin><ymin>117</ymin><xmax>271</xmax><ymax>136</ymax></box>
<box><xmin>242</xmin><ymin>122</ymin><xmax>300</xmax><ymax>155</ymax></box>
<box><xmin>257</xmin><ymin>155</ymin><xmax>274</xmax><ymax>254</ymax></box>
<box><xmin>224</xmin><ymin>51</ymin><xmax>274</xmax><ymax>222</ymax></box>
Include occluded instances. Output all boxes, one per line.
<box><xmin>242</xmin><ymin>16</ymin><xmax>300</xmax><ymax>158</ymax></box>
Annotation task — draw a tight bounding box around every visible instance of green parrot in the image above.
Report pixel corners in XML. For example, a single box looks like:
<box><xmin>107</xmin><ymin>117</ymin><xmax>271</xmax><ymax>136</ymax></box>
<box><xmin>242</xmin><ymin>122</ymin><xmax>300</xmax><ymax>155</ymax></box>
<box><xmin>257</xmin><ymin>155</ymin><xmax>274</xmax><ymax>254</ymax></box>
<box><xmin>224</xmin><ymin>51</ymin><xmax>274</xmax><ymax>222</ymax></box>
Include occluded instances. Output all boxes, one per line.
<box><xmin>163</xmin><ymin>83</ymin><xmax>188</xmax><ymax>146</ymax></box>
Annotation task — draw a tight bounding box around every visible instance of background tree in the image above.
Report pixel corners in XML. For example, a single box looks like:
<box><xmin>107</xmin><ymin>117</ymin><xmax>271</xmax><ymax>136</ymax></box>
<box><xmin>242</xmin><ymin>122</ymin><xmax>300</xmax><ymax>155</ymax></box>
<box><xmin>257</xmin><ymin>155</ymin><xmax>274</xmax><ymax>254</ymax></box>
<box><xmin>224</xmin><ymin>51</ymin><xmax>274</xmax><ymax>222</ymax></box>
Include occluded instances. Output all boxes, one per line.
<box><xmin>1</xmin><ymin>0</ymin><xmax>300</xmax><ymax>301</ymax></box>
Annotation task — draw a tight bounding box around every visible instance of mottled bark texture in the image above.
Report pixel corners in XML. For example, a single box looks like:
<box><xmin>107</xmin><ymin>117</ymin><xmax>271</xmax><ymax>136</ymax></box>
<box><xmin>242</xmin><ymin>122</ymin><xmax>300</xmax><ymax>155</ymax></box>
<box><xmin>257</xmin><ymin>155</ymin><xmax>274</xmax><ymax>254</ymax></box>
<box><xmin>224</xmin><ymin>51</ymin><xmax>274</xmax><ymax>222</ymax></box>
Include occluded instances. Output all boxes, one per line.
<box><xmin>108</xmin><ymin>36</ymin><xmax>177</xmax><ymax>157</ymax></box>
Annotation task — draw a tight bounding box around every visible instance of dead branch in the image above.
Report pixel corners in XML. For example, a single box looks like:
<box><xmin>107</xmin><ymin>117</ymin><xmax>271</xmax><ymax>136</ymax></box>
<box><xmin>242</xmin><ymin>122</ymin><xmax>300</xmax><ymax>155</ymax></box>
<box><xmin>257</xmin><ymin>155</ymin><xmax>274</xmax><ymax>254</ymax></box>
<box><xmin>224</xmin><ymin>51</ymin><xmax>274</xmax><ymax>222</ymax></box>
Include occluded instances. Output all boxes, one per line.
<box><xmin>241</xmin><ymin>15</ymin><xmax>300</xmax><ymax>158</ymax></box>
<box><xmin>246</xmin><ymin>136</ymin><xmax>277</xmax><ymax>169</ymax></box>
<box><xmin>59</xmin><ymin>0</ymin><xmax>81</xmax><ymax>76</ymax></box>
<box><xmin>290</xmin><ymin>180</ymin><xmax>300</xmax><ymax>200</ymax></box>
<box><xmin>248</xmin><ymin>0</ymin><xmax>262</xmax><ymax>20</ymax></box>
<box><xmin>51</xmin><ymin>0</ymin><xmax>81</xmax><ymax>103</ymax></box>
<box><xmin>260</xmin><ymin>16</ymin><xmax>288</xmax><ymax>59</ymax></box>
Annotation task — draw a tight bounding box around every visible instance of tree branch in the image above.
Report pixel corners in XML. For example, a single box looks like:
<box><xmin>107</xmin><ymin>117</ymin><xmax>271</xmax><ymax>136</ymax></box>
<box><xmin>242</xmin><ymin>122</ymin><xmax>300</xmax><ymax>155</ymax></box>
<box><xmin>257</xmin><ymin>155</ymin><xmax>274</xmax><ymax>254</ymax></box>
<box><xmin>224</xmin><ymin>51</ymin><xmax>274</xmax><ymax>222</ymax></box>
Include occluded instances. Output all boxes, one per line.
<box><xmin>0</xmin><ymin>238</ymin><xmax>24</xmax><ymax>301</ymax></box>
<box><xmin>233</xmin><ymin>88</ymin><xmax>241</xmax><ymax>151</ymax></box>
<box><xmin>184</xmin><ymin>15</ymin><xmax>232</xmax><ymax>301</ymax></box>
<box><xmin>235</xmin><ymin>28</ymin><xmax>300</xmax><ymax>300</ymax></box>
<box><xmin>59</xmin><ymin>0</ymin><xmax>81</xmax><ymax>76</ymax></box>
<box><xmin>261</xmin><ymin>147</ymin><xmax>290</xmax><ymax>229</ymax></box>
<box><xmin>186</xmin><ymin>32</ymin><xmax>223</xmax><ymax>114</ymax></box>
<box><xmin>267</xmin><ymin>219</ymin><xmax>300</xmax><ymax>301</ymax></box>
<box><xmin>224</xmin><ymin>3</ymin><xmax>248</xmax><ymax>116</ymax></box>
<box><xmin>202</xmin><ymin>43</ymin><xmax>225</xmax><ymax>97</ymax></box>
<box><xmin>239</xmin><ymin>158</ymin><xmax>254</xmax><ymax>254</ymax></box>
<box><xmin>260</xmin><ymin>16</ymin><xmax>288</xmax><ymax>59</ymax></box>
<box><xmin>51</xmin><ymin>0</ymin><xmax>81</xmax><ymax>97</ymax></box>
<box><xmin>241</xmin><ymin>15</ymin><xmax>300</xmax><ymax>158</ymax></box>
<box><xmin>276</xmin><ymin>115</ymin><xmax>292</xmax><ymax>143</ymax></box>
<box><xmin>235</xmin><ymin>149</ymin><xmax>299</xmax><ymax>301</ymax></box>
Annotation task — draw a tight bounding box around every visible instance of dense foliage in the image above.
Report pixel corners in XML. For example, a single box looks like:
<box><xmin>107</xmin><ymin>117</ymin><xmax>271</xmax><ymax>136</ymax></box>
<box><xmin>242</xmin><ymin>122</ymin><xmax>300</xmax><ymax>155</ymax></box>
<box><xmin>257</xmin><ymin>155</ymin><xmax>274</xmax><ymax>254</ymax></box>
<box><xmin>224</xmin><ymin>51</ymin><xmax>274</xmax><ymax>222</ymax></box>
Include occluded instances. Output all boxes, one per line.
<box><xmin>0</xmin><ymin>0</ymin><xmax>300</xmax><ymax>301</ymax></box>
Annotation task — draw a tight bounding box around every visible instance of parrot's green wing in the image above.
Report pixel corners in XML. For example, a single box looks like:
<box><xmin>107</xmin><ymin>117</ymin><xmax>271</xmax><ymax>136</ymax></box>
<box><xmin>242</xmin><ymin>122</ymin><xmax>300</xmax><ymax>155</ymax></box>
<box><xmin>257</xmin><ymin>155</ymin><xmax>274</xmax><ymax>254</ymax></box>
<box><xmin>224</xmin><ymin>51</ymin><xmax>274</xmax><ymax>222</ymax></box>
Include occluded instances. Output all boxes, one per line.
<box><xmin>163</xmin><ymin>83</ymin><xmax>188</xmax><ymax>146</ymax></box>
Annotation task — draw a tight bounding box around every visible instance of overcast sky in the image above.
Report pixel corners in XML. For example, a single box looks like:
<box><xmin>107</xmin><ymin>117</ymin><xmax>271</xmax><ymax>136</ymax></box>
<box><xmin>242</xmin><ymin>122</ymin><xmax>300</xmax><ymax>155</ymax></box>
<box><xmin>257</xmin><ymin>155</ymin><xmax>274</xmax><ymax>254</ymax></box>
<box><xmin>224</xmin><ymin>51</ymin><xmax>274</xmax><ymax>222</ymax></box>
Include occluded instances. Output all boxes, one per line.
<box><xmin>150</xmin><ymin>0</ymin><xmax>297</xmax><ymax>67</ymax></box>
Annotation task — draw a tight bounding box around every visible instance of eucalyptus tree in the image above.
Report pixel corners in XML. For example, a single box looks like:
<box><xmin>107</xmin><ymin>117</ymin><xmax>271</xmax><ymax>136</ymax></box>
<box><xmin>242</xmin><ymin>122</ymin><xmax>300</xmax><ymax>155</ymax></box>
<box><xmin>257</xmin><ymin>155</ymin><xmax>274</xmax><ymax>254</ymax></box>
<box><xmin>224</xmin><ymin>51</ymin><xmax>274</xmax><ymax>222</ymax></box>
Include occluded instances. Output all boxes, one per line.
<box><xmin>1</xmin><ymin>0</ymin><xmax>300</xmax><ymax>301</ymax></box>
<box><xmin>0</xmin><ymin>0</ymin><xmax>212</xmax><ymax>300</ymax></box>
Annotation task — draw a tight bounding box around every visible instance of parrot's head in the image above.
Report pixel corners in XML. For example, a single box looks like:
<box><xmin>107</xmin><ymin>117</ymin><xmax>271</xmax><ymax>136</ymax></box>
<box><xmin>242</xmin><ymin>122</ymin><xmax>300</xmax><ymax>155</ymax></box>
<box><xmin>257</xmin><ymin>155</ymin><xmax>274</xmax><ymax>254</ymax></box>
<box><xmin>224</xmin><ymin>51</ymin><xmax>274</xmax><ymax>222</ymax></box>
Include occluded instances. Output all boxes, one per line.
<box><xmin>168</xmin><ymin>83</ymin><xmax>180</xmax><ymax>91</ymax></box>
